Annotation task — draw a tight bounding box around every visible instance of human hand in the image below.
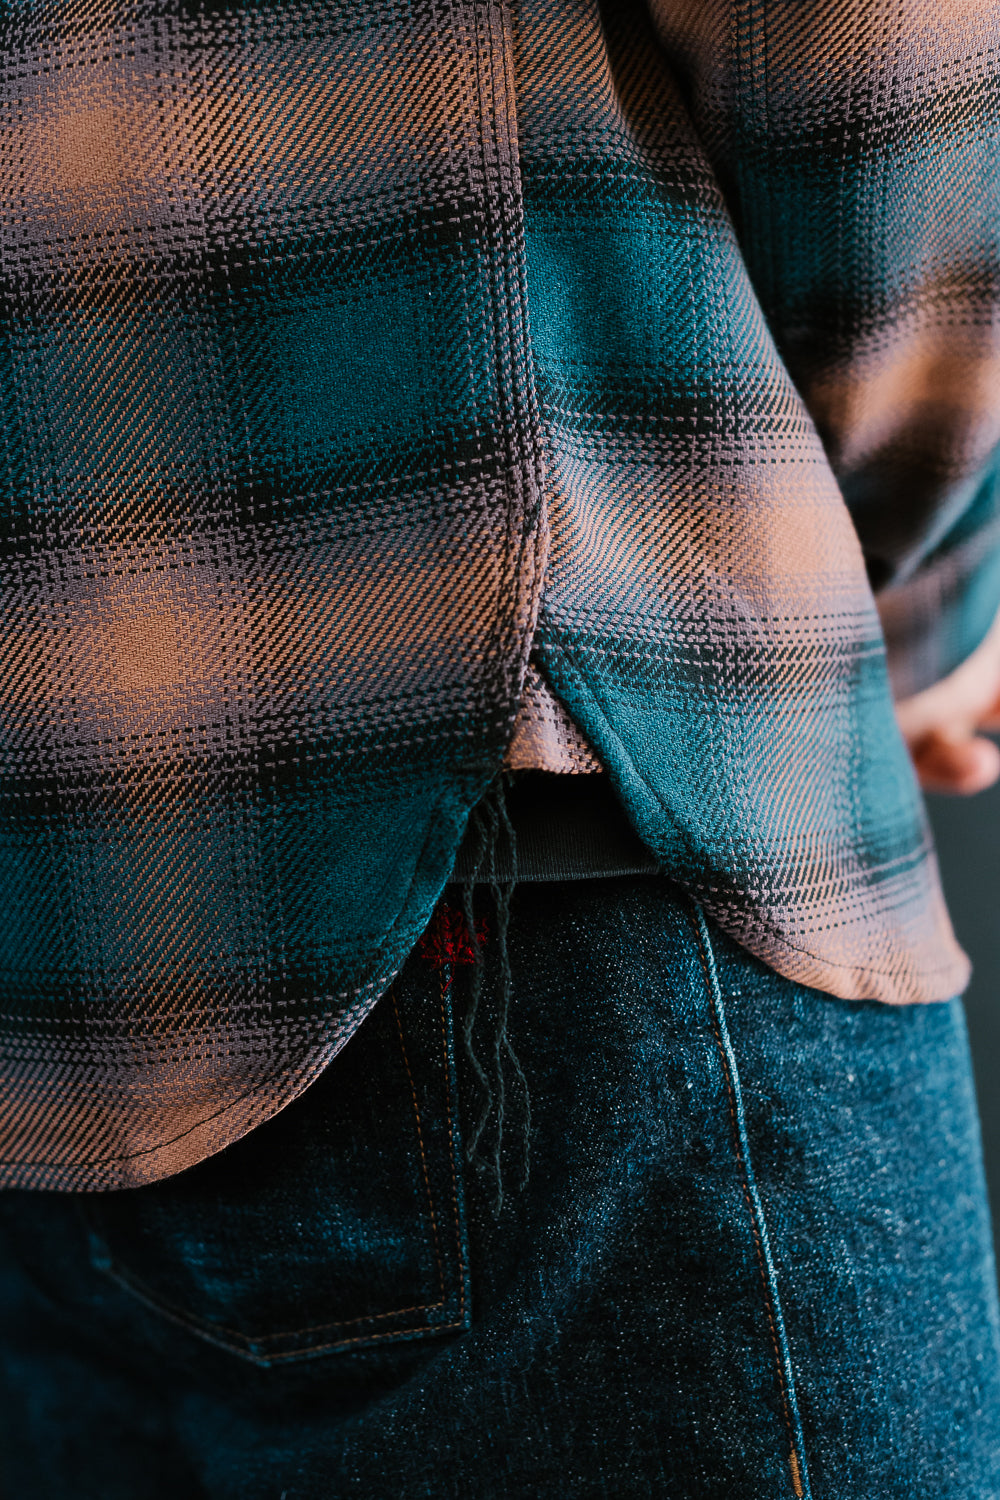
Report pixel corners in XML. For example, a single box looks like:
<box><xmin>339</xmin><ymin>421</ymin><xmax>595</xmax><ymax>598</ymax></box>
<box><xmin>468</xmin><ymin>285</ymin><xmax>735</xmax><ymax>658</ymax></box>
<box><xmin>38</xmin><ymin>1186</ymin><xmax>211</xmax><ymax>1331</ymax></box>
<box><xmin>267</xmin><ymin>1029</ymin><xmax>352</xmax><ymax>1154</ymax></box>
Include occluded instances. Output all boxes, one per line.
<box><xmin>895</xmin><ymin>607</ymin><xmax>1000</xmax><ymax>795</ymax></box>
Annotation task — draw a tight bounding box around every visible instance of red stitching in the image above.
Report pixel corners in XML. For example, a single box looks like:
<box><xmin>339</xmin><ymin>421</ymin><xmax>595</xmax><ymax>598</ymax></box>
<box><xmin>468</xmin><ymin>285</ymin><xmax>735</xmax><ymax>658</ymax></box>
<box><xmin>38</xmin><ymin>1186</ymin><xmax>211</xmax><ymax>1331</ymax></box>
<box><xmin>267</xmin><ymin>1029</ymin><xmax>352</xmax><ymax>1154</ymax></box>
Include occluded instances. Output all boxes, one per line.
<box><xmin>417</xmin><ymin>904</ymin><xmax>488</xmax><ymax>968</ymax></box>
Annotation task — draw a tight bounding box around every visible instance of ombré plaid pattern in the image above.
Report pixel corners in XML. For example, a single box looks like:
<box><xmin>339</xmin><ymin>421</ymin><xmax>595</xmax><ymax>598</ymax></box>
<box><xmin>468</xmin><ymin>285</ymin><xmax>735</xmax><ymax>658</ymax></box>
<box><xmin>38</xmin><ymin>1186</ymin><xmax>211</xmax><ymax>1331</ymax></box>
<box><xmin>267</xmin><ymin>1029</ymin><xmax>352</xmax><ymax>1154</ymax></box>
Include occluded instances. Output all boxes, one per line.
<box><xmin>0</xmin><ymin>0</ymin><xmax>994</xmax><ymax>1188</ymax></box>
<box><xmin>0</xmin><ymin>0</ymin><xmax>546</xmax><ymax>1188</ymax></box>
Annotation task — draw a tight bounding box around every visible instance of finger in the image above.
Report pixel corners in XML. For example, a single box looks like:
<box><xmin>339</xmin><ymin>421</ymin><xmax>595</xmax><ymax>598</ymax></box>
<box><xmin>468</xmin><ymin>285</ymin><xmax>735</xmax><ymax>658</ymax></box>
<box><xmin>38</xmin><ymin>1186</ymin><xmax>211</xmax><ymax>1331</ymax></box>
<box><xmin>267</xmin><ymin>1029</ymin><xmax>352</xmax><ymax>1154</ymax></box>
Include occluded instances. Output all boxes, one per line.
<box><xmin>978</xmin><ymin>698</ymin><xmax>1000</xmax><ymax>733</ymax></box>
<box><xmin>912</xmin><ymin>732</ymin><xmax>1000</xmax><ymax>796</ymax></box>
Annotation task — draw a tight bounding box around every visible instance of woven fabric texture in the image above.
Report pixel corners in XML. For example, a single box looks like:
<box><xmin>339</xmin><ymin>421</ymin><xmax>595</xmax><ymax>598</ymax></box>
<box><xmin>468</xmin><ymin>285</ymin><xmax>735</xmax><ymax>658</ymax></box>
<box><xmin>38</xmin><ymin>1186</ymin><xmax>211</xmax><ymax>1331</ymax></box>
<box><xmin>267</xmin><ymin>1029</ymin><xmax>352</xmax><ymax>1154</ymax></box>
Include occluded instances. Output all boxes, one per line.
<box><xmin>505</xmin><ymin>664</ymin><xmax>603</xmax><ymax>772</ymax></box>
<box><xmin>0</xmin><ymin>0</ymin><xmax>996</xmax><ymax>1188</ymax></box>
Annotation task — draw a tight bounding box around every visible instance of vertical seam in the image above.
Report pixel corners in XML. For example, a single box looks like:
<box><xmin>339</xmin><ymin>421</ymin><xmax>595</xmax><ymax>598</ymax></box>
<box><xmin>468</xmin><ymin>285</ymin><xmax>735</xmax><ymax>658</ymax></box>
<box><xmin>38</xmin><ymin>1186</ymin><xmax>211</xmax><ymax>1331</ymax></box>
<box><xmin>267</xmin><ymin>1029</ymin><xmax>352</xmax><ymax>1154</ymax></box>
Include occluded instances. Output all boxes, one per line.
<box><xmin>391</xmin><ymin>986</ymin><xmax>448</xmax><ymax>1306</ymax></box>
<box><xmin>688</xmin><ymin>901</ymin><xmax>812</xmax><ymax>1500</ymax></box>
<box><xmin>439</xmin><ymin>961</ymin><xmax>469</xmax><ymax>1321</ymax></box>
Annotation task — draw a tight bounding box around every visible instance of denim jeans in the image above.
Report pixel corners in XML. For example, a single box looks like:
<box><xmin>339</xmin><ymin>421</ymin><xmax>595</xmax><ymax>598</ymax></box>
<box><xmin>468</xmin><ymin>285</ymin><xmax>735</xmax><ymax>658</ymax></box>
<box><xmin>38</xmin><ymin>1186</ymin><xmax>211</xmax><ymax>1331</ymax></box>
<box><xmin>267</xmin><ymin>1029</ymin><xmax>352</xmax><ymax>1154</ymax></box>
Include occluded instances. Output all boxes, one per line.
<box><xmin>1</xmin><ymin>876</ymin><xmax>999</xmax><ymax>1498</ymax></box>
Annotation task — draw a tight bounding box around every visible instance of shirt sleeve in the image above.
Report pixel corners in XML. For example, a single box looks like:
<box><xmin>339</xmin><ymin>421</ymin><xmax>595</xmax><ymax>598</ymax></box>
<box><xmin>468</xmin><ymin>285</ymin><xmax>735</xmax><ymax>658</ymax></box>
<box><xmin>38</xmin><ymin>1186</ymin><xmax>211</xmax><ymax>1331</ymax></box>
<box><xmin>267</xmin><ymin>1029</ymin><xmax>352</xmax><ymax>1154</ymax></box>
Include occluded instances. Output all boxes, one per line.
<box><xmin>649</xmin><ymin>0</ymin><xmax>1000</xmax><ymax>696</ymax></box>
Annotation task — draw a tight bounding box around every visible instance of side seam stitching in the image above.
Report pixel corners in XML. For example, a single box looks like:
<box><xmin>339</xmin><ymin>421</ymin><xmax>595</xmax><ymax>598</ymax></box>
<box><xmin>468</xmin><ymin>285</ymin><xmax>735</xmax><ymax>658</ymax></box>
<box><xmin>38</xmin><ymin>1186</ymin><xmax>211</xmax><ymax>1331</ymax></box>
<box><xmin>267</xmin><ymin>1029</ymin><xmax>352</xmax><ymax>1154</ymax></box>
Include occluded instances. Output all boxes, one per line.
<box><xmin>689</xmin><ymin>899</ymin><xmax>812</xmax><ymax>1500</ymax></box>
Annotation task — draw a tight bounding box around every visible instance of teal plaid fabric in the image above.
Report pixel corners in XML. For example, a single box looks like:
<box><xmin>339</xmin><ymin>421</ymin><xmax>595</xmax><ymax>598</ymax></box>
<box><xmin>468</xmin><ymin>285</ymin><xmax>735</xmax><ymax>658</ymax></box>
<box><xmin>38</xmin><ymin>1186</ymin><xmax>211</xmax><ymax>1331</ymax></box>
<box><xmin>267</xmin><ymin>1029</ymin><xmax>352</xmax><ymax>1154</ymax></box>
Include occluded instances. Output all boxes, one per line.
<box><xmin>0</xmin><ymin>0</ymin><xmax>996</xmax><ymax>1187</ymax></box>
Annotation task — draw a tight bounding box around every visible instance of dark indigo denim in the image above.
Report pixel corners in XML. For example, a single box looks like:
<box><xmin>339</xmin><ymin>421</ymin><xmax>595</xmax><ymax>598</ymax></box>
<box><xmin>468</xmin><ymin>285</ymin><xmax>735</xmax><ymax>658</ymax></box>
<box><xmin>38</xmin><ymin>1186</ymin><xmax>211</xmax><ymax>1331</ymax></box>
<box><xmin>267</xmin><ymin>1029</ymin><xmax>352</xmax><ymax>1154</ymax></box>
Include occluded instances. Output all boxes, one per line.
<box><xmin>1</xmin><ymin>877</ymin><xmax>999</xmax><ymax>1498</ymax></box>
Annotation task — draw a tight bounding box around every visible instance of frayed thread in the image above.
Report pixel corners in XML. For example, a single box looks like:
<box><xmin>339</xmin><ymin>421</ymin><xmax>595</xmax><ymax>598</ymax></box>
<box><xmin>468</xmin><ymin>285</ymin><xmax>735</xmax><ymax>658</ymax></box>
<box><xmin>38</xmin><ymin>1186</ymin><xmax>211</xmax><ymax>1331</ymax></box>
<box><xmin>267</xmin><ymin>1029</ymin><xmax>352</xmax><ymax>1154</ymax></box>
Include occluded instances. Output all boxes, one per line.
<box><xmin>459</xmin><ymin>774</ymin><xmax>531</xmax><ymax>1214</ymax></box>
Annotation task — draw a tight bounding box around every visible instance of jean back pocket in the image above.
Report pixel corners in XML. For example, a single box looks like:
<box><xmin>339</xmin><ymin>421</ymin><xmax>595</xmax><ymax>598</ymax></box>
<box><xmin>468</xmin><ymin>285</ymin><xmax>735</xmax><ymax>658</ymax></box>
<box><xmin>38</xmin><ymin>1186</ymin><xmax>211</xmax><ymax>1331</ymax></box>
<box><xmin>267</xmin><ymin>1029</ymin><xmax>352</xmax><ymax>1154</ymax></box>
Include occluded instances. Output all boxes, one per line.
<box><xmin>82</xmin><ymin>971</ymin><xmax>470</xmax><ymax>1366</ymax></box>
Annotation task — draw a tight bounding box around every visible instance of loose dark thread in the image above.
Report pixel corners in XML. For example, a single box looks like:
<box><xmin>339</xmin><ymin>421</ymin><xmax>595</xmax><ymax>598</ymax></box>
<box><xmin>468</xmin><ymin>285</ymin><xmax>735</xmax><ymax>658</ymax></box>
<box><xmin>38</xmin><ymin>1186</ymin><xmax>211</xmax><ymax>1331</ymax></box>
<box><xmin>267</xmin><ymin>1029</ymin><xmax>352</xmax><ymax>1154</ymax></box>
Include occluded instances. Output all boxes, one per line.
<box><xmin>496</xmin><ymin>773</ymin><xmax>531</xmax><ymax>1190</ymax></box>
<box><xmin>460</xmin><ymin>774</ymin><xmax>531</xmax><ymax>1213</ymax></box>
<box><xmin>460</xmin><ymin>803</ymin><xmax>492</xmax><ymax>1173</ymax></box>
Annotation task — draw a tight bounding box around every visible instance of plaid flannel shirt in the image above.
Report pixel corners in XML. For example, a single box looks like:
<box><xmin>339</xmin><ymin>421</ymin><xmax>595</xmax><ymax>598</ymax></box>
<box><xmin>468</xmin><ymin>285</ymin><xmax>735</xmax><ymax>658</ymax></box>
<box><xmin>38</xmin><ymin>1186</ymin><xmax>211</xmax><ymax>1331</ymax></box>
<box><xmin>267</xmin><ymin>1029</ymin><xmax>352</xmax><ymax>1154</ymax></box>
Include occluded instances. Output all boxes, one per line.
<box><xmin>1</xmin><ymin>0</ymin><xmax>997</xmax><ymax>1188</ymax></box>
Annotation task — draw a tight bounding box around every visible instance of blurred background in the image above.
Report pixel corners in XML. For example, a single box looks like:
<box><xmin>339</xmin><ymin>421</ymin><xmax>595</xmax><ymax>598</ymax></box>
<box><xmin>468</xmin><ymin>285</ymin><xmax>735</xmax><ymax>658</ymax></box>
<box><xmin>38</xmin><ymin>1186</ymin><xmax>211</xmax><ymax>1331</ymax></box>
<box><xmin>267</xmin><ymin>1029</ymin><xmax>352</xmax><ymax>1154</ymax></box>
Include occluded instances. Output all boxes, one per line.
<box><xmin>928</xmin><ymin>784</ymin><xmax>1000</xmax><ymax>1260</ymax></box>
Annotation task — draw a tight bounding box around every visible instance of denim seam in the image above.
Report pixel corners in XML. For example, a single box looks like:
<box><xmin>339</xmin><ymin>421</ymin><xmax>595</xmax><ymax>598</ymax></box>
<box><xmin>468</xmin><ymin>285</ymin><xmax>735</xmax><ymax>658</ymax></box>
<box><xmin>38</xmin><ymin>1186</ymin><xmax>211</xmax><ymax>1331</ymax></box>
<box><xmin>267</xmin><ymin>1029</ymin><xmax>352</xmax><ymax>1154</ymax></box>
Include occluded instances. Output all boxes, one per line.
<box><xmin>254</xmin><ymin>978</ymin><xmax>467</xmax><ymax>1344</ymax></box>
<box><xmin>689</xmin><ymin>900</ymin><xmax>813</xmax><ymax>1500</ymax></box>
<box><xmin>85</xmin><ymin>980</ymin><xmax>468</xmax><ymax>1359</ymax></box>
<box><xmin>391</xmin><ymin>985</ymin><xmax>449</xmax><ymax>1307</ymax></box>
<box><xmin>440</xmin><ymin>963</ymin><xmax>469</xmax><ymax>1324</ymax></box>
<box><xmin>84</xmin><ymin>1262</ymin><xmax>468</xmax><ymax>1365</ymax></box>
<box><xmin>249</xmin><ymin>971</ymin><xmax>472</xmax><ymax>1356</ymax></box>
